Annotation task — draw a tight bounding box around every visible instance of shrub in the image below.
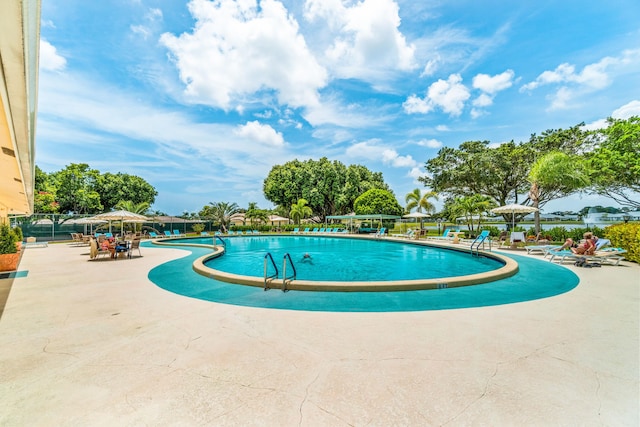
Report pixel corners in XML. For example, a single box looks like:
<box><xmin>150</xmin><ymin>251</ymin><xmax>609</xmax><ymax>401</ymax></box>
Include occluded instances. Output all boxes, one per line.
<box><xmin>192</xmin><ymin>223</ymin><xmax>205</xmax><ymax>234</ymax></box>
<box><xmin>0</xmin><ymin>223</ymin><xmax>18</xmax><ymax>254</ymax></box>
<box><xmin>604</xmin><ymin>223</ymin><xmax>640</xmax><ymax>263</ymax></box>
<box><xmin>13</xmin><ymin>226</ymin><xmax>23</xmax><ymax>242</ymax></box>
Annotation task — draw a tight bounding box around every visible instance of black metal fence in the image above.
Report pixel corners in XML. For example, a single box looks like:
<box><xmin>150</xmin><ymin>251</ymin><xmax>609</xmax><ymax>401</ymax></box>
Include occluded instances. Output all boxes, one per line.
<box><xmin>9</xmin><ymin>214</ymin><xmax>217</xmax><ymax>242</ymax></box>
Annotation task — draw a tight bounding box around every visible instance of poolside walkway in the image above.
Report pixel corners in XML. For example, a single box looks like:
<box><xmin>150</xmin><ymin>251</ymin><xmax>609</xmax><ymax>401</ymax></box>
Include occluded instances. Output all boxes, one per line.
<box><xmin>1</xmin><ymin>241</ymin><xmax>638</xmax><ymax>426</ymax></box>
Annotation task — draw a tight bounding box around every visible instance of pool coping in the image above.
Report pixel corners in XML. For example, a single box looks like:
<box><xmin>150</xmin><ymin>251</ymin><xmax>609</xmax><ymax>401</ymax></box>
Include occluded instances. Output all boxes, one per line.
<box><xmin>151</xmin><ymin>234</ymin><xmax>519</xmax><ymax>291</ymax></box>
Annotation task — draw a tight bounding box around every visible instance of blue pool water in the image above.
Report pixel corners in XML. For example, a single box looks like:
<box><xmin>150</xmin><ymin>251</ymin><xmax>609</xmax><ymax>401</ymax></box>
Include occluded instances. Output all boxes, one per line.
<box><xmin>145</xmin><ymin>237</ymin><xmax>580</xmax><ymax>312</ymax></box>
<box><xmin>200</xmin><ymin>236</ymin><xmax>503</xmax><ymax>281</ymax></box>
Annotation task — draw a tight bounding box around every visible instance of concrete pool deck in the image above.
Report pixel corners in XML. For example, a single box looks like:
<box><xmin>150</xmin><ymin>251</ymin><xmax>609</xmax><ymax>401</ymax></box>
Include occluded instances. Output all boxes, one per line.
<box><xmin>0</xmin><ymin>241</ymin><xmax>638</xmax><ymax>426</ymax></box>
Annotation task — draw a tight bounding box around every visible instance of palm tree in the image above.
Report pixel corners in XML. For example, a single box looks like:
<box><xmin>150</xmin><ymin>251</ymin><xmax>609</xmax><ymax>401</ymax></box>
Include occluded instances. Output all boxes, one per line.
<box><xmin>115</xmin><ymin>200</ymin><xmax>150</xmax><ymax>215</ymax></box>
<box><xmin>115</xmin><ymin>200</ymin><xmax>150</xmax><ymax>232</ymax></box>
<box><xmin>449</xmin><ymin>195</ymin><xmax>495</xmax><ymax>232</ymax></box>
<box><xmin>405</xmin><ymin>189</ymin><xmax>438</xmax><ymax>229</ymax></box>
<box><xmin>206</xmin><ymin>201</ymin><xmax>240</xmax><ymax>232</ymax></box>
<box><xmin>528</xmin><ymin>152</ymin><xmax>588</xmax><ymax>233</ymax></box>
<box><xmin>290</xmin><ymin>198</ymin><xmax>313</xmax><ymax>225</ymax></box>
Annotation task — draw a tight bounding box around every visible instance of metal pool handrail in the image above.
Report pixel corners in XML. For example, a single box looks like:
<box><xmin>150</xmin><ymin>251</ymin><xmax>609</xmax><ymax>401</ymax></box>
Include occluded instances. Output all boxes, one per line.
<box><xmin>264</xmin><ymin>253</ymin><xmax>278</xmax><ymax>290</ymax></box>
<box><xmin>282</xmin><ymin>253</ymin><xmax>297</xmax><ymax>292</ymax></box>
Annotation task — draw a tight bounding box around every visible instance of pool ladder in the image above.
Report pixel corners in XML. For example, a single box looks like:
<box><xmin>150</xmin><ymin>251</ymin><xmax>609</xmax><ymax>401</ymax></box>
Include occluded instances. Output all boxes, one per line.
<box><xmin>263</xmin><ymin>252</ymin><xmax>296</xmax><ymax>292</ymax></box>
<box><xmin>470</xmin><ymin>235</ymin><xmax>492</xmax><ymax>256</ymax></box>
<box><xmin>213</xmin><ymin>236</ymin><xmax>226</xmax><ymax>247</ymax></box>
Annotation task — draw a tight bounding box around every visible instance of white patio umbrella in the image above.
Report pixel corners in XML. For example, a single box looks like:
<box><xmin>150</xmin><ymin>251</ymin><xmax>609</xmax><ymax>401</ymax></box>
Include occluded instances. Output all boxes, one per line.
<box><xmin>88</xmin><ymin>210</ymin><xmax>150</xmax><ymax>235</ymax></box>
<box><xmin>73</xmin><ymin>217</ymin><xmax>107</xmax><ymax>234</ymax></box>
<box><xmin>403</xmin><ymin>211</ymin><xmax>431</xmax><ymax>230</ymax></box>
<box><xmin>268</xmin><ymin>215</ymin><xmax>290</xmax><ymax>225</ymax></box>
<box><xmin>491</xmin><ymin>203</ymin><xmax>538</xmax><ymax>230</ymax></box>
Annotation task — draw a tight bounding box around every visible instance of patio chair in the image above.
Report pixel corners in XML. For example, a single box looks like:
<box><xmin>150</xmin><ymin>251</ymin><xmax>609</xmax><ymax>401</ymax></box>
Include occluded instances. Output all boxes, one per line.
<box><xmin>128</xmin><ymin>238</ymin><xmax>142</xmax><ymax>258</ymax></box>
<box><xmin>88</xmin><ymin>238</ymin><xmax>110</xmax><ymax>260</ymax></box>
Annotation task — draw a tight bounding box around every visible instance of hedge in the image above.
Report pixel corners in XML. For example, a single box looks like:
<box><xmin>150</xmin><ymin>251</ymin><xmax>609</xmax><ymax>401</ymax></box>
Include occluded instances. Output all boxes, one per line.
<box><xmin>604</xmin><ymin>223</ymin><xmax>640</xmax><ymax>263</ymax></box>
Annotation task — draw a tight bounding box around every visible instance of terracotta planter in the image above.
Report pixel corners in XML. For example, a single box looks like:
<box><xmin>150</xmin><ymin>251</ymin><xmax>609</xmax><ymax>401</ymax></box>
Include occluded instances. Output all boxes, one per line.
<box><xmin>0</xmin><ymin>253</ymin><xmax>20</xmax><ymax>272</ymax></box>
<box><xmin>16</xmin><ymin>242</ymin><xmax>22</xmax><ymax>252</ymax></box>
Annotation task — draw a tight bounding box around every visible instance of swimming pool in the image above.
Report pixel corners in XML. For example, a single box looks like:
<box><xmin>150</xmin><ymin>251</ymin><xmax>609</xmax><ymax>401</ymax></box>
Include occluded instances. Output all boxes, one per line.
<box><xmin>201</xmin><ymin>236</ymin><xmax>503</xmax><ymax>281</ymax></box>
<box><xmin>145</xmin><ymin>236</ymin><xmax>580</xmax><ymax>312</ymax></box>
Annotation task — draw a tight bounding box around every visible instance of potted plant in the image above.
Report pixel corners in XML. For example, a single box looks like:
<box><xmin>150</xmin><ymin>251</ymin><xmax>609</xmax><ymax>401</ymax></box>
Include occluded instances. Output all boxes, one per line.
<box><xmin>13</xmin><ymin>226</ymin><xmax>23</xmax><ymax>251</ymax></box>
<box><xmin>0</xmin><ymin>223</ymin><xmax>20</xmax><ymax>272</ymax></box>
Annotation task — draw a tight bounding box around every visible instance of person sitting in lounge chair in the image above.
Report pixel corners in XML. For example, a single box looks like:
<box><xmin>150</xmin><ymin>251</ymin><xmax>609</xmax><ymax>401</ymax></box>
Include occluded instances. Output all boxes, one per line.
<box><xmin>560</xmin><ymin>233</ymin><xmax>597</xmax><ymax>255</ymax></box>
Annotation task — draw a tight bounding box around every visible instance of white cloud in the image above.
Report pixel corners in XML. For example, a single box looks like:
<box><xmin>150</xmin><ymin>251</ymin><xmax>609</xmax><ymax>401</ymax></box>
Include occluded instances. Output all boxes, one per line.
<box><xmin>471</xmin><ymin>70</ymin><xmax>514</xmax><ymax>113</ymax></box>
<box><xmin>472</xmin><ymin>70</ymin><xmax>514</xmax><ymax>94</ymax></box>
<box><xmin>382</xmin><ymin>149</ymin><xmax>417</xmax><ymax>167</ymax></box>
<box><xmin>234</xmin><ymin>121</ymin><xmax>285</xmax><ymax>147</ymax></box>
<box><xmin>472</xmin><ymin>93</ymin><xmax>493</xmax><ymax>107</ymax></box>
<box><xmin>583</xmin><ymin>100</ymin><xmax>640</xmax><ymax>130</ymax></box>
<box><xmin>404</xmin><ymin>74</ymin><xmax>470</xmax><ymax>117</ymax></box>
<box><xmin>408</xmin><ymin>167</ymin><xmax>425</xmax><ymax>181</ymax></box>
<box><xmin>160</xmin><ymin>0</ymin><xmax>327</xmax><ymax>110</ymax></box>
<box><xmin>612</xmin><ymin>99</ymin><xmax>640</xmax><ymax>119</ymax></box>
<box><xmin>520</xmin><ymin>49</ymin><xmax>640</xmax><ymax>110</ymax></box>
<box><xmin>304</xmin><ymin>0</ymin><xmax>416</xmax><ymax>81</ymax></box>
<box><xmin>130</xmin><ymin>8</ymin><xmax>163</xmax><ymax>40</ymax></box>
<box><xmin>345</xmin><ymin>140</ymin><xmax>416</xmax><ymax>168</ymax></box>
<box><xmin>402</xmin><ymin>94</ymin><xmax>432</xmax><ymax>114</ymax></box>
<box><xmin>416</xmin><ymin>139</ymin><xmax>443</xmax><ymax>149</ymax></box>
<box><xmin>39</xmin><ymin>40</ymin><xmax>67</xmax><ymax>71</ymax></box>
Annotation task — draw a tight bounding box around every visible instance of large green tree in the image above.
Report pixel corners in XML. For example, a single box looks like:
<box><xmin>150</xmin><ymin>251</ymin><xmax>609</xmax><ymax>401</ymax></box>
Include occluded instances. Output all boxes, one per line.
<box><xmin>585</xmin><ymin>116</ymin><xmax>640</xmax><ymax>209</ymax></box>
<box><xmin>528</xmin><ymin>151</ymin><xmax>588</xmax><ymax>233</ymax></box>
<box><xmin>95</xmin><ymin>172</ymin><xmax>157</xmax><ymax>211</ymax></box>
<box><xmin>33</xmin><ymin>166</ymin><xmax>59</xmax><ymax>213</ymax></box>
<box><xmin>53</xmin><ymin>163</ymin><xmax>103</xmax><ymax>214</ymax></box>
<box><xmin>420</xmin><ymin>125</ymin><xmax>589</xmax><ymax>225</ymax></box>
<box><xmin>263</xmin><ymin>158</ymin><xmax>390</xmax><ymax>221</ymax></box>
<box><xmin>353</xmin><ymin>189</ymin><xmax>403</xmax><ymax>216</ymax></box>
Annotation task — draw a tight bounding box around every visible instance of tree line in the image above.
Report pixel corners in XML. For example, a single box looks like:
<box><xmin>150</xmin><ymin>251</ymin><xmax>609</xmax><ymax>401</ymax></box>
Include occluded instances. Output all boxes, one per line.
<box><xmin>33</xmin><ymin>117</ymin><xmax>638</xmax><ymax>234</ymax></box>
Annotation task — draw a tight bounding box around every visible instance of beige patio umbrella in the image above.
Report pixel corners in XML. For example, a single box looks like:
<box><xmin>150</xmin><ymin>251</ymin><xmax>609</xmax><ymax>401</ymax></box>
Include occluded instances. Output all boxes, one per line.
<box><xmin>403</xmin><ymin>211</ymin><xmax>431</xmax><ymax>230</ymax></box>
<box><xmin>491</xmin><ymin>203</ymin><xmax>538</xmax><ymax>230</ymax></box>
<box><xmin>88</xmin><ymin>210</ymin><xmax>149</xmax><ymax>234</ymax></box>
<box><xmin>268</xmin><ymin>215</ymin><xmax>290</xmax><ymax>225</ymax></box>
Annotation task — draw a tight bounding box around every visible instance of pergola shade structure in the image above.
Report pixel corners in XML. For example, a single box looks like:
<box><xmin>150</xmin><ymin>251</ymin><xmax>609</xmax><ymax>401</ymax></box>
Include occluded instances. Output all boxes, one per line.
<box><xmin>0</xmin><ymin>0</ymin><xmax>41</xmax><ymax>219</ymax></box>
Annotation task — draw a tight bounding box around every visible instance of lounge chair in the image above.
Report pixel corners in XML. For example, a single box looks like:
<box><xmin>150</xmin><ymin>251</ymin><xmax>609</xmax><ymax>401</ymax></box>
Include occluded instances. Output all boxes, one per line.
<box><xmin>548</xmin><ymin>247</ymin><xmax>627</xmax><ymax>266</ymax></box>
<box><xmin>163</xmin><ymin>230</ymin><xmax>172</xmax><ymax>237</ymax></box>
<box><xmin>428</xmin><ymin>229</ymin><xmax>451</xmax><ymax>240</ymax></box>
<box><xmin>292</xmin><ymin>228</ymin><xmax>300</xmax><ymax>234</ymax></box>
<box><xmin>302</xmin><ymin>227</ymin><xmax>310</xmax><ymax>233</ymax></box>
<box><xmin>525</xmin><ymin>244</ymin><xmax>560</xmax><ymax>255</ymax></box>
<box><xmin>375</xmin><ymin>227</ymin><xmax>386</xmax><ymax>238</ymax></box>
<box><xmin>201</xmin><ymin>231</ymin><xmax>210</xmax><ymax>236</ymax></box>
<box><xmin>172</xmin><ymin>230</ymin><xmax>184</xmax><ymax>237</ymax></box>
<box><xmin>318</xmin><ymin>228</ymin><xmax>326</xmax><ymax>233</ymax></box>
<box><xmin>391</xmin><ymin>229</ymin><xmax>415</xmax><ymax>239</ymax></box>
<box><xmin>149</xmin><ymin>231</ymin><xmax>159</xmax><ymax>238</ymax></box>
<box><xmin>252</xmin><ymin>230</ymin><xmax>261</xmax><ymax>234</ymax></box>
<box><xmin>311</xmin><ymin>228</ymin><xmax>319</xmax><ymax>233</ymax></box>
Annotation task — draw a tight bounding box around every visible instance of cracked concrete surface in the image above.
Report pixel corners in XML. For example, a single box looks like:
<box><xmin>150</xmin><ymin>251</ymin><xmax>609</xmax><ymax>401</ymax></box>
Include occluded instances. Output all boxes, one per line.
<box><xmin>0</xmin><ymin>242</ymin><xmax>638</xmax><ymax>426</ymax></box>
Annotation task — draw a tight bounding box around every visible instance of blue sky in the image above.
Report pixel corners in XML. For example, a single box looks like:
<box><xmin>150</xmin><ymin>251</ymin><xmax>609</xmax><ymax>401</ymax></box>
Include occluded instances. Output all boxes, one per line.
<box><xmin>37</xmin><ymin>0</ymin><xmax>640</xmax><ymax>215</ymax></box>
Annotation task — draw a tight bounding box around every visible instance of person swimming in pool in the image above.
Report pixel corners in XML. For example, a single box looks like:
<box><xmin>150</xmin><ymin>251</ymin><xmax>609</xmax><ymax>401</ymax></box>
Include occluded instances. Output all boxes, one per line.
<box><xmin>301</xmin><ymin>253</ymin><xmax>313</xmax><ymax>264</ymax></box>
